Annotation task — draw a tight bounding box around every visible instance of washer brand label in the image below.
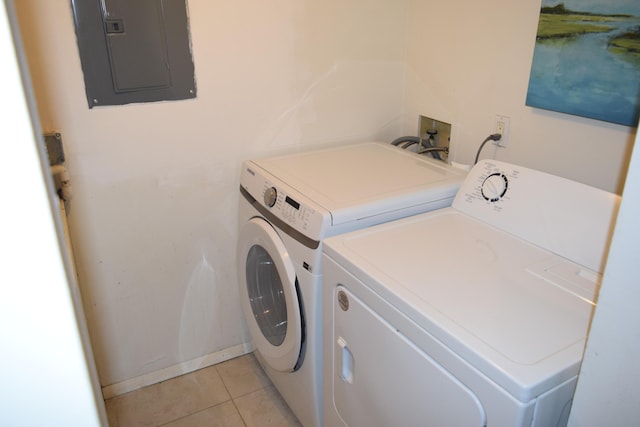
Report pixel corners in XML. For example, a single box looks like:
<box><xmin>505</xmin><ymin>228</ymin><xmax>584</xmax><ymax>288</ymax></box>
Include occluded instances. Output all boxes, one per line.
<box><xmin>303</xmin><ymin>262</ymin><xmax>313</xmax><ymax>273</ymax></box>
<box><xmin>337</xmin><ymin>290</ymin><xmax>349</xmax><ymax>311</ymax></box>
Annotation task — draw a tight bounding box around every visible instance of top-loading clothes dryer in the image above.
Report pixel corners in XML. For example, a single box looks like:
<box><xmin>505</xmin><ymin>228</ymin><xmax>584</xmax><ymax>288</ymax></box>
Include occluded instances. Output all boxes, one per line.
<box><xmin>236</xmin><ymin>142</ymin><xmax>466</xmax><ymax>427</ymax></box>
<box><xmin>322</xmin><ymin>159</ymin><xmax>620</xmax><ymax>427</ymax></box>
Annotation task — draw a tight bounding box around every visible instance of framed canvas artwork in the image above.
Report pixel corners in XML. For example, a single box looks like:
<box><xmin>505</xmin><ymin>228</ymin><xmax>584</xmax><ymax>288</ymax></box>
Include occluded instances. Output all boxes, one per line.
<box><xmin>526</xmin><ymin>1</ymin><xmax>640</xmax><ymax>126</ymax></box>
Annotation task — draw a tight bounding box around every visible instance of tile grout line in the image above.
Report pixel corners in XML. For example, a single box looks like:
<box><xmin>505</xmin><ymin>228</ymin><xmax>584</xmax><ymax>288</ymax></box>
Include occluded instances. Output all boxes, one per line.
<box><xmin>215</xmin><ymin>360</ymin><xmax>271</xmax><ymax>427</ymax></box>
<box><xmin>104</xmin><ymin>354</ymin><xmax>288</xmax><ymax>427</ymax></box>
<box><xmin>154</xmin><ymin>400</ymin><xmax>238</xmax><ymax>427</ymax></box>
<box><xmin>214</xmin><ymin>361</ymin><xmax>251</xmax><ymax>427</ymax></box>
<box><xmin>153</xmin><ymin>363</ymin><xmax>240</xmax><ymax>427</ymax></box>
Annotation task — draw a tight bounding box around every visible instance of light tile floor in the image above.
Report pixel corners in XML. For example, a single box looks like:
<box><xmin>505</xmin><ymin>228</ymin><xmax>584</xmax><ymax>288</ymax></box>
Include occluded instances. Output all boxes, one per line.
<box><xmin>105</xmin><ymin>354</ymin><xmax>302</xmax><ymax>427</ymax></box>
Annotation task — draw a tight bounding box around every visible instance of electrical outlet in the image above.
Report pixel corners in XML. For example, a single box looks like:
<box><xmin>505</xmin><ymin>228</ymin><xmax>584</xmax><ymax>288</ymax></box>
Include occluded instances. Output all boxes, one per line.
<box><xmin>494</xmin><ymin>114</ymin><xmax>510</xmax><ymax>147</ymax></box>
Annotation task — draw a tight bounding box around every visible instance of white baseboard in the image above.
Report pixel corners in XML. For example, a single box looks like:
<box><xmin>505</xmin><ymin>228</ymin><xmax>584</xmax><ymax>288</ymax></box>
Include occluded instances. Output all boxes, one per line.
<box><xmin>101</xmin><ymin>342</ymin><xmax>254</xmax><ymax>399</ymax></box>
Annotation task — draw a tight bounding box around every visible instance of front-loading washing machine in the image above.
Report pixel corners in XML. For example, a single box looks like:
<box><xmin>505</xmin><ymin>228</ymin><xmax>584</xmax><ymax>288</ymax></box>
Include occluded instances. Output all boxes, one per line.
<box><xmin>322</xmin><ymin>159</ymin><xmax>620</xmax><ymax>426</ymax></box>
<box><xmin>236</xmin><ymin>142</ymin><xmax>466</xmax><ymax>427</ymax></box>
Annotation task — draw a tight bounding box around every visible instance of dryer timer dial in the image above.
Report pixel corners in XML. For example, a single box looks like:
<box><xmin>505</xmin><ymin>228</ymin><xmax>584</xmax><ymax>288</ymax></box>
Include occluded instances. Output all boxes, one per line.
<box><xmin>264</xmin><ymin>187</ymin><xmax>278</xmax><ymax>207</ymax></box>
<box><xmin>481</xmin><ymin>172</ymin><xmax>508</xmax><ymax>202</ymax></box>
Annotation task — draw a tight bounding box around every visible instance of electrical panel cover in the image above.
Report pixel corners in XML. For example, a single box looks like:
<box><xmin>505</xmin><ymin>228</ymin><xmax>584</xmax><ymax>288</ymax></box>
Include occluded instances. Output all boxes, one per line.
<box><xmin>71</xmin><ymin>0</ymin><xmax>196</xmax><ymax>108</ymax></box>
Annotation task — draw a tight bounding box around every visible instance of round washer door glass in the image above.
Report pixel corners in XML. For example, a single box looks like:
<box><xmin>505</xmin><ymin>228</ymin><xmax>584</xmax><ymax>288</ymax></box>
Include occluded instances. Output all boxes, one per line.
<box><xmin>246</xmin><ymin>244</ymin><xmax>287</xmax><ymax>346</ymax></box>
<box><xmin>237</xmin><ymin>217</ymin><xmax>302</xmax><ymax>372</ymax></box>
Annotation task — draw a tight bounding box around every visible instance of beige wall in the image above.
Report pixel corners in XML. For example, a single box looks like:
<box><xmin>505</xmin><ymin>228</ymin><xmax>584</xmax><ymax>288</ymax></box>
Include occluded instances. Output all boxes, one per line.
<box><xmin>402</xmin><ymin>0</ymin><xmax>635</xmax><ymax>192</ymax></box>
<box><xmin>14</xmin><ymin>0</ymin><xmax>408</xmax><ymax>388</ymax></box>
<box><xmin>568</xmin><ymin>130</ymin><xmax>640</xmax><ymax>426</ymax></box>
<box><xmin>14</xmin><ymin>0</ymin><xmax>637</xmax><ymax>391</ymax></box>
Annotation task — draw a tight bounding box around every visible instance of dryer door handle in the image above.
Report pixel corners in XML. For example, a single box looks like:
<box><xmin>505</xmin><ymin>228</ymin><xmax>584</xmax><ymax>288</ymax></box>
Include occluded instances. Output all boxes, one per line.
<box><xmin>337</xmin><ymin>337</ymin><xmax>354</xmax><ymax>384</ymax></box>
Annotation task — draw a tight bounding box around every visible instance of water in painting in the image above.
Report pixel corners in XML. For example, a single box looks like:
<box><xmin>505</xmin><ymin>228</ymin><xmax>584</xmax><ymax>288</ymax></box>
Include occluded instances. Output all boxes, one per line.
<box><xmin>526</xmin><ymin>1</ymin><xmax>640</xmax><ymax>126</ymax></box>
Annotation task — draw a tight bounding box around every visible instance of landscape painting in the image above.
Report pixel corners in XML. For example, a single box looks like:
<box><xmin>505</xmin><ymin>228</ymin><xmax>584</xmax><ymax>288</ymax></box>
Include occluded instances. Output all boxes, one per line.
<box><xmin>526</xmin><ymin>1</ymin><xmax>640</xmax><ymax>127</ymax></box>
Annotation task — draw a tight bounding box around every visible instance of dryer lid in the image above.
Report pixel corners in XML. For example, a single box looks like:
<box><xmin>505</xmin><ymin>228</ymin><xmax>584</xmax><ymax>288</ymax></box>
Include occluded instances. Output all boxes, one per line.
<box><xmin>324</xmin><ymin>209</ymin><xmax>599</xmax><ymax>401</ymax></box>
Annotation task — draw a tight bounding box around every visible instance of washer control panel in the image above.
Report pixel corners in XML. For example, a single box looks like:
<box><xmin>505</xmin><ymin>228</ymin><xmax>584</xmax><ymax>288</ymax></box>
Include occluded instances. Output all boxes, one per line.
<box><xmin>264</xmin><ymin>186</ymin><xmax>278</xmax><ymax>207</ymax></box>
<box><xmin>240</xmin><ymin>162</ymin><xmax>328</xmax><ymax>240</ymax></box>
<box><xmin>261</xmin><ymin>183</ymin><xmax>317</xmax><ymax>229</ymax></box>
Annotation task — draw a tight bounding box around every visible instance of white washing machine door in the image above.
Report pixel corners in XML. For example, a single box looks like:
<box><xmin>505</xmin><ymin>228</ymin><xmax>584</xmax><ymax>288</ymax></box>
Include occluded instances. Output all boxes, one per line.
<box><xmin>237</xmin><ymin>217</ymin><xmax>303</xmax><ymax>372</ymax></box>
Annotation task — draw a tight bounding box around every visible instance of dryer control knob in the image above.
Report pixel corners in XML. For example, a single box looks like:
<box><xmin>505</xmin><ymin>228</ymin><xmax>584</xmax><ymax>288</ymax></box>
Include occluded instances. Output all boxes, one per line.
<box><xmin>481</xmin><ymin>172</ymin><xmax>508</xmax><ymax>202</ymax></box>
<box><xmin>264</xmin><ymin>187</ymin><xmax>278</xmax><ymax>207</ymax></box>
